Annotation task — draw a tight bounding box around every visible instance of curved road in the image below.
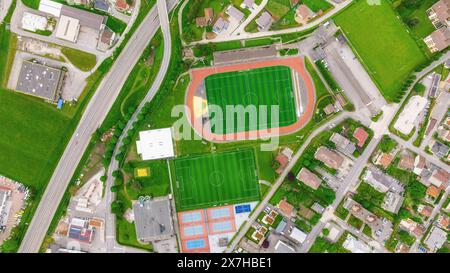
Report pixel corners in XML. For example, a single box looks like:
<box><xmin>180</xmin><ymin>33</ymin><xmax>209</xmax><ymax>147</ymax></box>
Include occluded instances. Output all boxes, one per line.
<box><xmin>18</xmin><ymin>0</ymin><xmax>178</xmax><ymax>253</ymax></box>
<box><xmin>104</xmin><ymin>0</ymin><xmax>174</xmax><ymax>253</ymax></box>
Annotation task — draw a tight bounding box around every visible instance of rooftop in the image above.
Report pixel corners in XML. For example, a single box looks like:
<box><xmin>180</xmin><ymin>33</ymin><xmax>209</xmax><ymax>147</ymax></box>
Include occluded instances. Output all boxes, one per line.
<box><xmin>136</xmin><ymin>128</ymin><xmax>175</xmax><ymax>161</ymax></box>
<box><xmin>296</xmin><ymin>167</ymin><xmax>321</xmax><ymax>190</ymax></box>
<box><xmin>133</xmin><ymin>197</ymin><xmax>174</xmax><ymax>242</ymax></box>
<box><xmin>314</xmin><ymin>146</ymin><xmax>344</xmax><ymax>170</ymax></box>
<box><xmin>16</xmin><ymin>60</ymin><xmax>64</xmax><ymax>102</ymax></box>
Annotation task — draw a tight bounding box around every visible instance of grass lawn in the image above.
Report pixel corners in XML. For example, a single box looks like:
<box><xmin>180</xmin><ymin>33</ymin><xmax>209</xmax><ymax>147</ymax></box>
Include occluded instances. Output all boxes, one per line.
<box><xmin>303</xmin><ymin>0</ymin><xmax>333</xmax><ymax>13</ymax></box>
<box><xmin>205</xmin><ymin>65</ymin><xmax>297</xmax><ymax>134</ymax></box>
<box><xmin>334</xmin><ymin>0</ymin><xmax>427</xmax><ymax>102</ymax></box>
<box><xmin>394</xmin><ymin>0</ymin><xmax>437</xmax><ymax>40</ymax></box>
<box><xmin>126</xmin><ymin>159</ymin><xmax>170</xmax><ymax>199</ymax></box>
<box><xmin>172</xmin><ymin>149</ymin><xmax>260</xmax><ymax>211</ymax></box>
<box><xmin>0</xmin><ymin>89</ymin><xmax>72</xmax><ymax>191</ymax></box>
<box><xmin>61</xmin><ymin>47</ymin><xmax>97</xmax><ymax>72</ymax></box>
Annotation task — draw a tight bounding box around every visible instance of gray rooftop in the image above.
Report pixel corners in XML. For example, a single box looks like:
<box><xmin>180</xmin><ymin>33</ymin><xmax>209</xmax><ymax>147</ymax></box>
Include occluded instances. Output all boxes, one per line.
<box><xmin>213</xmin><ymin>44</ymin><xmax>277</xmax><ymax>65</ymax></box>
<box><xmin>431</xmin><ymin>141</ymin><xmax>449</xmax><ymax>158</ymax></box>
<box><xmin>330</xmin><ymin>132</ymin><xmax>356</xmax><ymax>156</ymax></box>
<box><xmin>256</xmin><ymin>11</ymin><xmax>272</xmax><ymax>30</ymax></box>
<box><xmin>133</xmin><ymin>198</ymin><xmax>174</xmax><ymax>242</ymax></box>
<box><xmin>424</xmin><ymin>226</ymin><xmax>447</xmax><ymax>252</ymax></box>
<box><xmin>61</xmin><ymin>5</ymin><xmax>106</xmax><ymax>31</ymax></box>
<box><xmin>16</xmin><ymin>60</ymin><xmax>64</xmax><ymax>102</ymax></box>
<box><xmin>364</xmin><ymin>166</ymin><xmax>404</xmax><ymax>194</ymax></box>
<box><xmin>227</xmin><ymin>6</ymin><xmax>244</xmax><ymax>22</ymax></box>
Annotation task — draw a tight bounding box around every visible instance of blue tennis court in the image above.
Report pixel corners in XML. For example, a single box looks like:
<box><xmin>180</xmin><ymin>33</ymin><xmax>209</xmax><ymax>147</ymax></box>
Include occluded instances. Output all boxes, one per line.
<box><xmin>186</xmin><ymin>239</ymin><xmax>206</xmax><ymax>250</ymax></box>
<box><xmin>183</xmin><ymin>225</ymin><xmax>205</xmax><ymax>237</ymax></box>
<box><xmin>209</xmin><ymin>207</ymin><xmax>231</xmax><ymax>219</ymax></box>
<box><xmin>235</xmin><ymin>204</ymin><xmax>251</xmax><ymax>214</ymax></box>
<box><xmin>211</xmin><ymin>221</ymin><xmax>233</xmax><ymax>233</ymax></box>
<box><xmin>182</xmin><ymin>211</ymin><xmax>202</xmax><ymax>223</ymax></box>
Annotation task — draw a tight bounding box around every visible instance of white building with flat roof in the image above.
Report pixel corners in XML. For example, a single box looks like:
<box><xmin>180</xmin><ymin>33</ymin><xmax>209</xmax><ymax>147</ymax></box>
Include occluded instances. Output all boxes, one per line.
<box><xmin>394</xmin><ymin>95</ymin><xmax>428</xmax><ymax>135</ymax></box>
<box><xmin>21</xmin><ymin>12</ymin><xmax>48</xmax><ymax>32</ymax></box>
<box><xmin>55</xmin><ymin>15</ymin><xmax>80</xmax><ymax>42</ymax></box>
<box><xmin>136</xmin><ymin>128</ymin><xmax>175</xmax><ymax>160</ymax></box>
<box><xmin>39</xmin><ymin>0</ymin><xmax>62</xmax><ymax>17</ymax></box>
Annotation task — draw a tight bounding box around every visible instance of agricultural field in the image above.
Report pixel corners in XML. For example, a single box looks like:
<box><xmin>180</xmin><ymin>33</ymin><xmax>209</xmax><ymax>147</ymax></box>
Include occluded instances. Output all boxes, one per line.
<box><xmin>335</xmin><ymin>0</ymin><xmax>427</xmax><ymax>102</ymax></box>
<box><xmin>172</xmin><ymin>149</ymin><xmax>260</xmax><ymax>211</ymax></box>
<box><xmin>205</xmin><ymin>65</ymin><xmax>297</xmax><ymax>134</ymax></box>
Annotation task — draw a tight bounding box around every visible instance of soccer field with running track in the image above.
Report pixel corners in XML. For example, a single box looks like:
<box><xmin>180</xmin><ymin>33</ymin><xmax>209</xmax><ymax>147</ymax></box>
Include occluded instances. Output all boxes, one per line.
<box><xmin>204</xmin><ymin>65</ymin><xmax>297</xmax><ymax>134</ymax></box>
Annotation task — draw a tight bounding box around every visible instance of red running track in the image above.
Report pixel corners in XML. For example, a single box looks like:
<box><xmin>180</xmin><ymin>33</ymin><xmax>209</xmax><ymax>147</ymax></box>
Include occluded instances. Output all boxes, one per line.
<box><xmin>185</xmin><ymin>56</ymin><xmax>315</xmax><ymax>142</ymax></box>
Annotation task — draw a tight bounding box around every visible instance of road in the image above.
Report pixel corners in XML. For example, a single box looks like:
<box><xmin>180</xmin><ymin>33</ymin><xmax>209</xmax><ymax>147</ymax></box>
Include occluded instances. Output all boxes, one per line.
<box><xmin>188</xmin><ymin>0</ymin><xmax>352</xmax><ymax>45</ymax></box>
<box><xmin>226</xmin><ymin>51</ymin><xmax>450</xmax><ymax>253</ymax></box>
<box><xmin>18</xmin><ymin>0</ymin><xmax>177</xmax><ymax>253</ymax></box>
<box><xmin>104</xmin><ymin>0</ymin><xmax>175</xmax><ymax>253</ymax></box>
<box><xmin>225</xmin><ymin>111</ymin><xmax>355</xmax><ymax>252</ymax></box>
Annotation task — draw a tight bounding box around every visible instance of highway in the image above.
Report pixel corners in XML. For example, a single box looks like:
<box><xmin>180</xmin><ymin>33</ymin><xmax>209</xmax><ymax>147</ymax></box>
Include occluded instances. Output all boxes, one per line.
<box><xmin>104</xmin><ymin>0</ymin><xmax>174</xmax><ymax>253</ymax></box>
<box><xmin>18</xmin><ymin>0</ymin><xmax>178</xmax><ymax>253</ymax></box>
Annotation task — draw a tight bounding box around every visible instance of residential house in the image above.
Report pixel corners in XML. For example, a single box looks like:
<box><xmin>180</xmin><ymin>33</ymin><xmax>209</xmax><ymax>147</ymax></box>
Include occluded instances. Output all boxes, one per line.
<box><xmin>437</xmin><ymin>214</ymin><xmax>449</xmax><ymax>230</ymax></box>
<box><xmin>296</xmin><ymin>168</ymin><xmax>322</xmax><ymax>190</ymax></box>
<box><xmin>344</xmin><ymin>198</ymin><xmax>382</xmax><ymax>231</ymax></box>
<box><xmin>323</xmin><ymin>104</ymin><xmax>337</xmax><ymax>115</ymax></box>
<box><xmin>353</xmin><ymin>127</ymin><xmax>369</xmax><ymax>148</ymax></box>
<box><xmin>196</xmin><ymin>17</ymin><xmax>207</xmax><ymax>27</ymax></box>
<box><xmin>329</xmin><ymin>132</ymin><xmax>356</xmax><ymax>156</ymax></box>
<box><xmin>428</xmin><ymin>168</ymin><xmax>450</xmax><ymax>188</ymax></box>
<box><xmin>295</xmin><ymin>4</ymin><xmax>313</xmax><ymax>24</ymax></box>
<box><xmin>342</xmin><ymin>234</ymin><xmax>374</xmax><ymax>253</ymax></box>
<box><xmin>226</xmin><ymin>5</ymin><xmax>245</xmax><ymax>22</ymax></box>
<box><xmin>277</xmin><ymin>200</ymin><xmax>296</xmax><ymax>218</ymax></box>
<box><xmin>426</xmin><ymin>0</ymin><xmax>450</xmax><ymax>28</ymax></box>
<box><xmin>363</xmin><ymin>166</ymin><xmax>404</xmax><ymax>193</ymax></box>
<box><xmin>375</xmin><ymin>152</ymin><xmax>394</xmax><ymax>169</ymax></box>
<box><xmin>426</xmin><ymin>185</ymin><xmax>441</xmax><ymax>199</ymax></box>
<box><xmin>413</xmin><ymin>155</ymin><xmax>426</xmax><ymax>175</ymax></box>
<box><xmin>417</xmin><ymin>204</ymin><xmax>433</xmax><ymax>218</ymax></box>
<box><xmin>115</xmin><ymin>0</ymin><xmax>130</xmax><ymax>12</ymax></box>
<box><xmin>430</xmin><ymin>140</ymin><xmax>450</xmax><ymax>158</ymax></box>
<box><xmin>424</xmin><ymin>226</ymin><xmax>447</xmax><ymax>252</ymax></box>
<box><xmin>255</xmin><ymin>11</ymin><xmax>273</xmax><ymax>31</ymax></box>
<box><xmin>204</xmin><ymin>8</ymin><xmax>214</xmax><ymax>23</ymax></box>
<box><xmin>212</xmin><ymin>17</ymin><xmax>229</xmax><ymax>34</ymax></box>
<box><xmin>274</xmin><ymin>147</ymin><xmax>293</xmax><ymax>174</ymax></box>
<box><xmin>399</xmin><ymin>218</ymin><xmax>425</xmax><ymax>237</ymax></box>
<box><xmin>241</xmin><ymin>0</ymin><xmax>256</xmax><ymax>11</ymax></box>
<box><xmin>398</xmin><ymin>154</ymin><xmax>414</xmax><ymax>171</ymax></box>
<box><xmin>314</xmin><ymin>146</ymin><xmax>344</xmax><ymax>170</ymax></box>
<box><xmin>424</xmin><ymin>27</ymin><xmax>450</xmax><ymax>53</ymax></box>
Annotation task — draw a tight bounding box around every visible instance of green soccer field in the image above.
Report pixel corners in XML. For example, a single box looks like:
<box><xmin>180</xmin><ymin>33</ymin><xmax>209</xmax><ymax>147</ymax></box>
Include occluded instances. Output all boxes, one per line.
<box><xmin>205</xmin><ymin>65</ymin><xmax>297</xmax><ymax>134</ymax></box>
<box><xmin>172</xmin><ymin>149</ymin><xmax>261</xmax><ymax>211</ymax></box>
<box><xmin>334</xmin><ymin>0</ymin><xmax>427</xmax><ymax>102</ymax></box>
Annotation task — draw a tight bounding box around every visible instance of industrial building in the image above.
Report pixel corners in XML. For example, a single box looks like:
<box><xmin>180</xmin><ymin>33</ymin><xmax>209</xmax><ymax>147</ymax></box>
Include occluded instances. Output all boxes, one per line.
<box><xmin>15</xmin><ymin>60</ymin><xmax>65</xmax><ymax>102</ymax></box>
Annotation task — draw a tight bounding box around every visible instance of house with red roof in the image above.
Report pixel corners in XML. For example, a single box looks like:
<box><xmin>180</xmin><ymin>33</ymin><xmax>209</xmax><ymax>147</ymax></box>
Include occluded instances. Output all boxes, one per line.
<box><xmin>353</xmin><ymin>127</ymin><xmax>369</xmax><ymax>147</ymax></box>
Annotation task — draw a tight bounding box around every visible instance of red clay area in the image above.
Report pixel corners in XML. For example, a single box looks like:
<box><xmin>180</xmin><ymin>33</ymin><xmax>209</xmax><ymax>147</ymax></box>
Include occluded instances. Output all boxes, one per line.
<box><xmin>185</xmin><ymin>56</ymin><xmax>315</xmax><ymax>142</ymax></box>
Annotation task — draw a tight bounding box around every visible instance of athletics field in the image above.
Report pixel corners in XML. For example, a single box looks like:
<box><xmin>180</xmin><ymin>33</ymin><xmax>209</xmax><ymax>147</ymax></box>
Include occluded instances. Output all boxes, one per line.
<box><xmin>205</xmin><ymin>65</ymin><xmax>297</xmax><ymax>134</ymax></box>
<box><xmin>172</xmin><ymin>149</ymin><xmax>260</xmax><ymax>211</ymax></box>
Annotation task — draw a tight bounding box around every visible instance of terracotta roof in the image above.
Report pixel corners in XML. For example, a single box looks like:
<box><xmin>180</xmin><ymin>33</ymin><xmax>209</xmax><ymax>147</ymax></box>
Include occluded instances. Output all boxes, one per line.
<box><xmin>196</xmin><ymin>17</ymin><xmax>207</xmax><ymax>27</ymax></box>
<box><xmin>115</xmin><ymin>0</ymin><xmax>129</xmax><ymax>10</ymax></box>
<box><xmin>296</xmin><ymin>4</ymin><xmax>312</xmax><ymax>20</ymax></box>
<box><xmin>439</xmin><ymin>215</ymin><xmax>449</xmax><ymax>229</ymax></box>
<box><xmin>277</xmin><ymin>199</ymin><xmax>294</xmax><ymax>217</ymax></box>
<box><xmin>323</xmin><ymin>104</ymin><xmax>336</xmax><ymax>115</ymax></box>
<box><xmin>314</xmin><ymin>146</ymin><xmax>344</xmax><ymax>170</ymax></box>
<box><xmin>398</xmin><ymin>154</ymin><xmax>414</xmax><ymax>170</ymax></box>
<box><xmin>275</xmin><ymin>154</ymin><xmax>289</xmax><ymax>174</ymax></box>
<box><xmin>418</xmin><ymin>205</ymin><xmax>433</xmax><ymax>217</ymax></box>
<box><xmin>204</xmin><ymin>8</ymin><xmax>214</xmax><ymax>21</ymax></box>
<box><xmin>353</xmin><ymin>127</ymin><xmax>369</xmax><ymax>147</ymax></box>
<box><xmin>376</xmin><ymin>153</ymin><xmax>394</xmax><ymax>169</ymax></box>
<box><xmin>430</xmin><ymin>0</ymin><xmax>450</xmax><ymax>25</ymax></box>
<box><xmin>296</xmin><ymin>167</ymin><xmax>321</xmax><ymax>190</ymax></box>
<box><xmin>426</xmin><ymin>185</ymin><xmax>441</xmax><ymax>198</ymax></box>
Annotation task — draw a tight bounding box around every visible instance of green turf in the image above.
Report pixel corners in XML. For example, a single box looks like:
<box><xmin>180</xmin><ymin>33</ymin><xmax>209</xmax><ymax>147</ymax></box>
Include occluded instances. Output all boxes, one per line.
<box><xmin>0</xmin><ymin>89</ymin><xmax>71</xmax><ymax>190</ymax></box>
<box><xmin>334</xmin><ymin>0</ymin><xmax>427</xmax><ymax>102</ymax></box>
<box><xmin>172</xmin><ymin>149</ymin><xmax>260</xmax><ymax>211</ymax></box>
<box><xmin>205</xmin><ymin>65</ymin><xmax>297</xmax><ymax>134</ymax></box>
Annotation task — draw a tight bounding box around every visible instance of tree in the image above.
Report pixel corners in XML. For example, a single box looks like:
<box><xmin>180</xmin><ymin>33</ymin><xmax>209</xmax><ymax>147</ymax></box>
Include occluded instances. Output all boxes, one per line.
<box><xmin>287</xmin><ymin>172</ymin><xmax>296</xmax><ymax>182</ymax></box>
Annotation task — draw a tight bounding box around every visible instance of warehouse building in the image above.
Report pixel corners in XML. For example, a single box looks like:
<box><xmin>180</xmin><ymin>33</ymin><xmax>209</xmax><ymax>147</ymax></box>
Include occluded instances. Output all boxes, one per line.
<box><xmin>15</xmin><ymin>60</ymin><xmax>65</xmax><ymax>102</ymax></box>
